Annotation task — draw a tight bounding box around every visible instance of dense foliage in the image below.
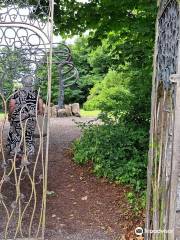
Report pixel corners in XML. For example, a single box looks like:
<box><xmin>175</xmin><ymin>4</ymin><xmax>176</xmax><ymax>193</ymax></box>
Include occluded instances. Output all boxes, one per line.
<box><xmin>52</xmin><ymin>0</ymin><xmax>156</xmax><ymax>39</ymax></box>
<box><xmin>73</xmin><ymin>63</ymin><xmax>152</xmax><ymax>195</ymax></box>
<box><xmin>69</xmin><ymin>0</ymin><xmax>157</xmax><ymax>201</ymax></box>
<box><xmin>73</xmin><ymin>120</ymin><xmax>149</xmax><ymax>192</ymax></box>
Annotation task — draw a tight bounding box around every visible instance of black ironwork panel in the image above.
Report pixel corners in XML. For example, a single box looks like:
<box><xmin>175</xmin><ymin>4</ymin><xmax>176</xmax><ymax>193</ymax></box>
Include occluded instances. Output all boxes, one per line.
<box><xmin>157</xmin><ymin>0</ymin><xmax>180</xmax><ymax>89</ymax></box>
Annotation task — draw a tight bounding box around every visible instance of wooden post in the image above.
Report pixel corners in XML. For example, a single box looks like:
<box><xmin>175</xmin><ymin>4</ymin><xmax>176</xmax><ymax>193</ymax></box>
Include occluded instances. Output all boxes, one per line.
<box><xmin>168</xmin><ymin>74</ymin><xmax>180</xmax><ymax>240</ymax></box>
<box><xmin>145</xmin><ymin>11</ymin><xmax>159</xmax><ymax>240</ymax></box>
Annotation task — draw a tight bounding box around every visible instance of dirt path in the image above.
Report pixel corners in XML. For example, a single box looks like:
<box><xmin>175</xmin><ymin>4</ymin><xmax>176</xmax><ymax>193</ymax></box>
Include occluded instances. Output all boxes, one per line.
<box><xmin>45</xmin><ymin>117</ymin><xmax>143</xmax><ymax>240</ymax></box>
<box><xmin>0</xmin><ymin>117</ymin><xmax>143</xmax><ymax>240</ymax></box>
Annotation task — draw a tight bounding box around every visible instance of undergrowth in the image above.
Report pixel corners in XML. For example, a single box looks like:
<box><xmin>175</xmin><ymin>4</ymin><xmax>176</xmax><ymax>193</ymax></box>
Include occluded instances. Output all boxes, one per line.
<box><xmin>73</xmin><ymin>119</ymin><xmax>148</xmax><ymax>211</ymax></box>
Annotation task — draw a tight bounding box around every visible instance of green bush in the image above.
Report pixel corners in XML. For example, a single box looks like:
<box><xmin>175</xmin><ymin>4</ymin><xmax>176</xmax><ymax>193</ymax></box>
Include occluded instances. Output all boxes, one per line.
<box><xmin>73</xmin><ymin>121</ymin><xmax>148</xmax><ymax>192</ymax></box>
<box><xmin>73</xmin><ymin>67</ymin><xmax>151</xmax><ymax>198</ymax></box>
<box><xmin>83</xmin><ymin>70</ymin><xmax>132</xmax><ymax>114</ymax></box>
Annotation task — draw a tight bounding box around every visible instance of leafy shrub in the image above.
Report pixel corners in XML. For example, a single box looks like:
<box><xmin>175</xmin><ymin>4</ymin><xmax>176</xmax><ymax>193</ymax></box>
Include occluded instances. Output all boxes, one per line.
<box><xmin>73</xmin><ymin>67</ymin><xmax>151</xmax><ymax>201</ymax></box>
<box><xmin>127</xmin><ymin>191</ymin><xmax>146</xmax><ymax>212</ymax></box>
<box><xmin>72</xmin><ymin>36</ymin><xmax>153</xmax><ymax>210</ymax></box>
<box><xmin>73</xmin><ymin>121</ymin><xmax>148</xmax><ymax>192</ymax></box>
<box><xmin>83</xmin><ymin>70</ymin><xmax>132</xmax><ymax>114</ymax></box>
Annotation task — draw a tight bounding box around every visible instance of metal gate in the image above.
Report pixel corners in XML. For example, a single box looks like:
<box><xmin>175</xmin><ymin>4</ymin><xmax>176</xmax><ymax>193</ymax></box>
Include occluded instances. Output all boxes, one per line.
<box><xmin>0</xmin><ymin>0</ymin><xmax>54</xmax><ymax>239</ymax></box>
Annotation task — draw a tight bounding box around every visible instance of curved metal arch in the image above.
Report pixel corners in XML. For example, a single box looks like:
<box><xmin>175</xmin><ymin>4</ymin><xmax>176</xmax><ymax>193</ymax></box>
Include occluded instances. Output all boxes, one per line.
<box><xmin>0</xmin><ymin>22</ymin><xmax>50</xmax><ymax>44</ymax></box>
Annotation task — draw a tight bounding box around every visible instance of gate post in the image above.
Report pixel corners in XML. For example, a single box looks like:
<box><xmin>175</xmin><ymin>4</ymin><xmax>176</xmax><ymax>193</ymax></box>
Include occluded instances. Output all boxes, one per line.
<box><xmin>168</xmin><ymin>74</ymin><xmax>180</xmax><ymax>239</ymax></box>
<box><xmin>145</xmin><ymin>0</ymin><xmax>180</xmax><ymax>239</ymax></box>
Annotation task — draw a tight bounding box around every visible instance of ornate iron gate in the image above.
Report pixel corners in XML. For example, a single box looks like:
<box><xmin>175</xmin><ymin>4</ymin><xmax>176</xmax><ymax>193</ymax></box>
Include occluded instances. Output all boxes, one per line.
<box><xmin>0</xmin><ymin>0</ymin><xmax>54</xmax><ymax>239</ymax></box>
<box><xmin>146</xmin><ymin>0</ymin><xmax>180</xmax><ymax>239</ymax></box>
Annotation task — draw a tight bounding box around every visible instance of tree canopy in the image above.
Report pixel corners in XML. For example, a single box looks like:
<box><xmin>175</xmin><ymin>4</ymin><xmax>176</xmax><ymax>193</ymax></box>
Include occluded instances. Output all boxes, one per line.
<box><xmin>53</xmin><ymin>0</ymin><xmax>157</xmax><ymax>40</ymax></box>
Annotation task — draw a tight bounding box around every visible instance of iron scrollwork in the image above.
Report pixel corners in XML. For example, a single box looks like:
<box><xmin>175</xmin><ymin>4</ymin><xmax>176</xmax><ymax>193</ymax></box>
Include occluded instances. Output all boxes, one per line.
<box><xmin>157</xmin><ymin>0</ymin><xmax>180</xmax><ymax>89</ymax></box>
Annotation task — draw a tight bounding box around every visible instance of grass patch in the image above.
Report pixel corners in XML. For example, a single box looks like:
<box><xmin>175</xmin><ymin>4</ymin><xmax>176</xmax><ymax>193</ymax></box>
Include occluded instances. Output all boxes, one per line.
<box><xmin>80</xmin><ymin>109</ymin><xmax>100</xmax><ymax>117</ymax></box>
